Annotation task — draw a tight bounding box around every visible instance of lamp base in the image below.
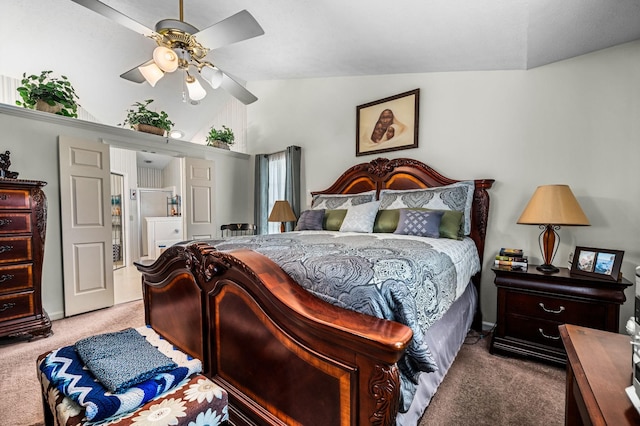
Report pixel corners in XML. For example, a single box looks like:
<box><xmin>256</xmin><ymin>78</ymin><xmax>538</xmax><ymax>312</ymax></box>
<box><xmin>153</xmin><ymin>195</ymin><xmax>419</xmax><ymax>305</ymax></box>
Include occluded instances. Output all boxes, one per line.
<box><xmin>536</xmin><ymin>264</ymin><xmax>560</xmax><ymax>273</ymax></box>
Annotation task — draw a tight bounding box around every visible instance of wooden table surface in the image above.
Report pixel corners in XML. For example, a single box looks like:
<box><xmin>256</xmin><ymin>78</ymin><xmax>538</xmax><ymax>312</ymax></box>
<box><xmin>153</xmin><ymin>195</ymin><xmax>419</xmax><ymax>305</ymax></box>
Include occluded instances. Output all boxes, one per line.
<box><xmin>560</xmin><ymin>324</ymin><xmax>640</xmax><ymax>425</ymax></box>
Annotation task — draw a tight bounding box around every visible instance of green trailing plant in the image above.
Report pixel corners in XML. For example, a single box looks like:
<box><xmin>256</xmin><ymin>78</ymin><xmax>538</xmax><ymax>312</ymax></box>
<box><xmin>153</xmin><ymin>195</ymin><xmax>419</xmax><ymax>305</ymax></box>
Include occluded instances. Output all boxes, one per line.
<box><xmin>121</xmin><ymin>99</ymin><xmax>174</xmax><ymax>132</ymax></box>
<box><xmin>206</xmin><ymin>125</ymin><xmax>235</xmax><ymax>145</ymax></box>
<box><xmin>16</xmin><ymin>70</ymin><xmax>80</xmax><ymax>118</ymax></box>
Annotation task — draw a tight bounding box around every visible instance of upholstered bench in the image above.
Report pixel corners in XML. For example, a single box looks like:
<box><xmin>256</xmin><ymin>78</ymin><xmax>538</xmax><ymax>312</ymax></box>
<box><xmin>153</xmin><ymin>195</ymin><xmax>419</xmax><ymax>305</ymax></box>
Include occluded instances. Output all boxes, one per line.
<box><xmin>36</xmin><ymin>327</ymin><xmax>228</xmax><ymax>426</ymax></box>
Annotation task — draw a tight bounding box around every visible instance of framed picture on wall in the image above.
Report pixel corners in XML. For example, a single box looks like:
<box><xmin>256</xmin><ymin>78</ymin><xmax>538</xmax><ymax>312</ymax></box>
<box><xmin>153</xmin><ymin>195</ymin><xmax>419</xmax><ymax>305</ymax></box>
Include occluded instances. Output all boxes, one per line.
<box><xmin>356</xmin><ymin>89</ymin><xmax>419</xmax><ymax>157</ymax></box>
<box><xmin>570</xmin><ymin>246</ymin><xmax>624</xmax><ymax>282</ymax></box>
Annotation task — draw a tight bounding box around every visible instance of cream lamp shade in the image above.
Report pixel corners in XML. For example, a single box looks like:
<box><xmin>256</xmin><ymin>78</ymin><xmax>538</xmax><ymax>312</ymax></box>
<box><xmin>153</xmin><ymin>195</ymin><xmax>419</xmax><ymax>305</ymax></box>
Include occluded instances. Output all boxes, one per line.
<box><xmin>185</xmin><ymin>75</ymin><xmax>207</xmax><ymax>101</ymax></box>
<box><xmin>153</xmin><ymin>46</ymin><xmax>179</xmax><ymax>72</ymax></box>
<box><xmin>200</xmin><ymin>66</ymin><xmax>224</xmax><ymax>89</ymax></box>
<box><xmin>517</xmin><ymin>185</ymin><xmax>589</xmax><ymax>273</ymax></box>
<box><xmin>138</xmin><ymin>62</ymin><xmax>164</xmax><ymax>87</ymax></box>
<box><xmin>268</xmin><ymin>200</ymin><xmax>297</xmax><ymax>233</ymax></box>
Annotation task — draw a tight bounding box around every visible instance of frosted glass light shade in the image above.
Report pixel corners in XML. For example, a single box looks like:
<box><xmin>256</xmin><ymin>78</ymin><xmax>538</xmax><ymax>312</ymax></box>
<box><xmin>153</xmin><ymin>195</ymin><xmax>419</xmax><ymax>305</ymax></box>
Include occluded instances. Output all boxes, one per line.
<box><xmin>138</xmin><ymin>62</ymin><xmax>164</xmax><ymax>87</ymax></box>
<box><xmin>200</xmin><ymin>66</ymin><xmax>223</xmax><ymax>89</ymax></box>
<box><xmin>153</xmin><ymin>46</ymin><xmax>179</xmax><ymax>72</ymax></box>
<box><xmin>186</xmin><ymin>76</ymin><xmax>207</xmax><ymax>101</ymax></box>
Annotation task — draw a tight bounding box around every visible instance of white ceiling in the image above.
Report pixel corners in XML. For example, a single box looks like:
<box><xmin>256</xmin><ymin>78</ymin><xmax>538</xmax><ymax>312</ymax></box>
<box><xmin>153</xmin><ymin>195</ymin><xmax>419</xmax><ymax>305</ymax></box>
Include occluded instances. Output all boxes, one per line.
<box><xmin>2</xmin><ymin>0</ymin><xmax>640</xmax><ymax>144</ymax></box>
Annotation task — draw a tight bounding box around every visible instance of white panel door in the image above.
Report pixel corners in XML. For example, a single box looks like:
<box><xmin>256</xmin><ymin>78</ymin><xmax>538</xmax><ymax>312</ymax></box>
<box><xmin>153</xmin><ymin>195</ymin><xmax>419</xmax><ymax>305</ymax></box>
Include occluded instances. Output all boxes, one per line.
<box><xmin>185</xmin><ymin>158</ymin><xmax>215</xmax><ymax>240</ymax></box>
<box><xmin>59</xmin><ymin>136</ymin><xmax>113</xmax><ymax>316</ymax></box>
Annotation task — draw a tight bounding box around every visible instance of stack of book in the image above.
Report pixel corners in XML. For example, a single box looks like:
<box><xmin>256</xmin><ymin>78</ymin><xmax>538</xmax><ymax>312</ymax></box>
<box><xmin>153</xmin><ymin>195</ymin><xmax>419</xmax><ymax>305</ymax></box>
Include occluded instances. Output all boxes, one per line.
<box><xmin>494</xmin><ymin>248</ymin><xmax>528</xmax><ymax>271</ymax></box>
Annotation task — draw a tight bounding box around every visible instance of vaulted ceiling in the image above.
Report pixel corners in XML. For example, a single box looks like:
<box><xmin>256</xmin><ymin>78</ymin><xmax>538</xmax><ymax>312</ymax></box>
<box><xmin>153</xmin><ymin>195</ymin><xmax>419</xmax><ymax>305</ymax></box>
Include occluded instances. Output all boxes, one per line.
<box><xmin>2</xmin><ymin>0</ymin><xmax>640</xmax><ymax>142</ymax></box>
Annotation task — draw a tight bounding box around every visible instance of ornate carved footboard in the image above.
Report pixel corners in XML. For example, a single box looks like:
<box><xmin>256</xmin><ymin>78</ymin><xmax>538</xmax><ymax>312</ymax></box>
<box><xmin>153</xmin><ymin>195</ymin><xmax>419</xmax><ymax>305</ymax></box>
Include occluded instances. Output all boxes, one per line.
<box><xmin>136</xmin><ymin>242</ymin><xmax>413</xmax><ymax>426</ymax></box>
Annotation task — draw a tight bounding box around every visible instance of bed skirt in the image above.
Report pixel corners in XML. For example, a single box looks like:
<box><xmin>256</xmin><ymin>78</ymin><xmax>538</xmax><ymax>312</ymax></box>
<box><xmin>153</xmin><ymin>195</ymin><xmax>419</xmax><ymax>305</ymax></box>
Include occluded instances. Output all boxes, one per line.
<box><xmin>396</xmin><ymin>283</ymin><xmax>478</xmax><ymax>425</ymax></box>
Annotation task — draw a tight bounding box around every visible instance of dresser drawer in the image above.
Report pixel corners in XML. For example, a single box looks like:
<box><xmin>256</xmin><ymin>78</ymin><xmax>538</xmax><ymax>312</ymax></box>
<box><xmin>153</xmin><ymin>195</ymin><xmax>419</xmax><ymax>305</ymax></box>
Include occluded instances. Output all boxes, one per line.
<box><xmin>505</xmin><ymin>314</ymin><xmax>565</xmax><ymax>349</ymax></box>
<box><xmin>0</xmin><ymin>264</ymin><xmax>33</xmax><ymax>294</ymax></box>
<box><xmin>0</xmin><ymin>213</ymin><xmax>32</xmax><ymax>234</ymax></box>
<box><xmin>0</xmin><ymin>237</ymin><xmax>32</xmax><ymax>263</ymax></box>
<box><xmin>0</xmin><ymin>189</ymin><xmax>30</xmax><ymax>210</ymax></box>
<box><xmin>0</xmin><ymin>292</ymin><xmax>34</xmax><ymax>322</ymax></box>
<box><xmin>505</xmin><ymin>290</ymin><xmax>607</xmax><ymax>326</ymax></box>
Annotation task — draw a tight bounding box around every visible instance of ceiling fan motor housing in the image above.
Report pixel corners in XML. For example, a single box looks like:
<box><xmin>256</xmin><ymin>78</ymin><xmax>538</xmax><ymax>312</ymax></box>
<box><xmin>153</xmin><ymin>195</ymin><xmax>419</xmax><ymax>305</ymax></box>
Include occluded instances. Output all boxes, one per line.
<box><xmin>154</xmin><ymin>19</ymin><xmax>209</xmax><ymax>60</ymax></box>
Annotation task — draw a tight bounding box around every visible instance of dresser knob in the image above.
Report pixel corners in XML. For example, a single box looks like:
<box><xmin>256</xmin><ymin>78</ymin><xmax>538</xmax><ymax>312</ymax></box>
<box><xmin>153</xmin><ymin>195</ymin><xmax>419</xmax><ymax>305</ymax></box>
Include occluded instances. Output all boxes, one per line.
<box><xmin>539</xmin><ymin>302</ymin><xmax>565</xmax><ymax>314</ymax></box>
<box><xmin>0</xmin><ymin>302</ymin><xmax>16</xmax><ymax>312</ymax></box>
<box><xmin>538</xmin><ymin>328</ymin><xmax>561</xmax><ymax>340</ymax></box>
<box><xmin>0</xmin><ymin>219</ymin><xmax>12</xmax><ymax>227</ymax></box>
<box><xmin>0</xmin><ymin>245</ymin><xmax>13</xmax><ymax>254</ymax></box>
<box><xmin>0</xmin><ymin>274</ymin><xmax>14</xmax><ymax>283</ymax></box>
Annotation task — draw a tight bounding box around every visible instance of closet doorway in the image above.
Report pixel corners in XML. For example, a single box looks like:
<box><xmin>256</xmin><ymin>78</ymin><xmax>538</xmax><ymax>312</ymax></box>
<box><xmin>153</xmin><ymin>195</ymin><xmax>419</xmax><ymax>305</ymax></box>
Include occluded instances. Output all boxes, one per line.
<box><xmin>110</xmin><ymin>173</ymin><xmax>125</xmax><ymax>270</ymax></box>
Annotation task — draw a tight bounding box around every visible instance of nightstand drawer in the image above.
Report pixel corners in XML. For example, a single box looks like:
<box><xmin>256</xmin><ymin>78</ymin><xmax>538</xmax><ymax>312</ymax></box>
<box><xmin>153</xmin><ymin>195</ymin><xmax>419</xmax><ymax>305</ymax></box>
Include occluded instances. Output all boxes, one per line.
<box><xmin>0</xmin><ymin>236</ymin><xmax>32</xmax><ymax>263</ymax></box>
<box><xmin>0</xmin><ymin>264</ymin><xmax>33</xmax><ymax>294</ymax></box>
<box><xmin>505</xmin><ymin>291</ymin><xmax>607</xmax><ymax>326</ymax></box>
<box><xmin>0</xmin><ymin>292</ymin><xmax>34</xmax><ymax>322</ymax></box>
<box><xmin>0</xmin><ymin>189</ymin><xmax>30</xmax><ymax>210</ymax></box>
<box><xmin>505</xmin><ymin>315</ymin><xmax>564</xmax><ymax>349</ymax></box>
<box><xmin>0</xmin><ymin>213</ymin><xmax>32</xmax><ymax>234</ymax></box>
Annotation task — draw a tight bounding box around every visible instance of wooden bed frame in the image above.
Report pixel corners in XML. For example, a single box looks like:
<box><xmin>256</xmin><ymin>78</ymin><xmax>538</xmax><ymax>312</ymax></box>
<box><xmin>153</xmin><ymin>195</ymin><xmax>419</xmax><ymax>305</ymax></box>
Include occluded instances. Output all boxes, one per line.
<box><xmin>135</xmin><ymin>157</ymin><xmax>493</xmax><ymax>426</ymax></box>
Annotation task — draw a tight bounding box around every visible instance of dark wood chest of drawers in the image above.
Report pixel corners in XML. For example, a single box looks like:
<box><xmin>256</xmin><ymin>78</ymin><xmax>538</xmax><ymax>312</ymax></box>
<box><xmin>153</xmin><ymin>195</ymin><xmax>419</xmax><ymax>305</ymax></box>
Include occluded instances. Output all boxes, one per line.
<box><xmin>490</xmin><ymin>266</ymin><xmax>632</xmax><ymax>365</ymax></box>
<box><xmin>0</xmin><ymin>179</ymin><xmax>51</xmax><ymax>339</ymax></box>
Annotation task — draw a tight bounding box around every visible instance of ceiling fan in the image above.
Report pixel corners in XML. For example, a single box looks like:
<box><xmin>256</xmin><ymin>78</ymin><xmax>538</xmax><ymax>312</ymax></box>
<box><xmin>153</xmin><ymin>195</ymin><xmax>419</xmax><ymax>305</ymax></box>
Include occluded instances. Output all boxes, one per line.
<box><xmin>71</xmin><ymin>0</ymin><xmax>264</xmax><ymax>104</ymax></box>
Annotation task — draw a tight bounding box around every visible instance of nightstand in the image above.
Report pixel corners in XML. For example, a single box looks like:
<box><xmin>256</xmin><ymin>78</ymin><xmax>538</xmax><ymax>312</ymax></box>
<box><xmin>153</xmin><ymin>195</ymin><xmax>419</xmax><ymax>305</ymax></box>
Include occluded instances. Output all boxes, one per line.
<box><xmin>490</xmin><ymin>266</ymin><xmax>632</xmax><ymax>366</ymax></box>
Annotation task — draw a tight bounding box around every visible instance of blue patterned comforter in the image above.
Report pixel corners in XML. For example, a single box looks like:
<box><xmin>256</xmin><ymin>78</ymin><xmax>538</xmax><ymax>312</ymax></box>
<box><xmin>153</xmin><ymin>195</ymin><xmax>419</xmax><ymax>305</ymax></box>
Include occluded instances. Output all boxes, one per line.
<box><xmin>208</xmin><ymin>231</ymin><xmax>479</xmax><ymax>411</ymax></box>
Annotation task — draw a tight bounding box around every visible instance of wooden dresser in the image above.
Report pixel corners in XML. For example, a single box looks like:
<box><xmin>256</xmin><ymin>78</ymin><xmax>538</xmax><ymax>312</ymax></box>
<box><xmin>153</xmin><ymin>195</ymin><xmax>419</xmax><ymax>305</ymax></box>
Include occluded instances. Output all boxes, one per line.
<box><xmin>491</xmin><ymin>266</ymin><xmax>632</xmax><ymax>365</ymax></box>
<box><xmin>0</xmin><ymin>178</ymin><xmax>51</xmax><ymax>339</ymax></box>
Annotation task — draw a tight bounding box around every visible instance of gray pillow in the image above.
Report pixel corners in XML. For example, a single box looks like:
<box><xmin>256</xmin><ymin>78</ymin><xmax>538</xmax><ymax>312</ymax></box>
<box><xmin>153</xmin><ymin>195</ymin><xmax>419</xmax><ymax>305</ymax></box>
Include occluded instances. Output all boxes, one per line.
<box><xmin>394</xmin><ymin>209</ymin><xmax>444</xmax><ymax>238</ymax></box>
<box><xmin>295</xmin><ymin>209</ymin><xmax>325</xmax><ymax>231</ymax></box>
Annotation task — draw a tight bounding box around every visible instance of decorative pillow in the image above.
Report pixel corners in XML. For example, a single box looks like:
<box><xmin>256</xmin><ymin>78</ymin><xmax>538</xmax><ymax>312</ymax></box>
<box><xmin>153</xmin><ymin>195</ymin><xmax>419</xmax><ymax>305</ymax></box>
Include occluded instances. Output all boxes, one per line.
<box><xmin>311</xmin><ymin>190</ymin><xmax>376</xmax><ymax>210</ymax></box>
<box><xmin>323</xmin><ymin>209</ymin><xmax>347</xmax><ymax>231</ymax></box>
<box><xmin>373</xmin><ymin>209</ymin><xmax>400</xmax><ymax>233</ymax></box>
<box><xmin>373</xmin><ymin>208</ymin><xmax>463</xmax><ymax>239</ymax></box>
<box><xmin>379</xmin><ymin>181</ymin><xmax>474</xmax><ymax>235</ymax></box>
<box><xmin>394</xmin><ymin>209</ymin><xmax>444</xmax><ymax>238</ymax></box>
<box><xmin>295</xmin><ymin>209</ymin><xmax>325</xmax><ymax>231</ymax></box>
<box><xmin>339</xmin><ymin>201</ymin><xmax>380</xmax><ymax>233</ymax></box>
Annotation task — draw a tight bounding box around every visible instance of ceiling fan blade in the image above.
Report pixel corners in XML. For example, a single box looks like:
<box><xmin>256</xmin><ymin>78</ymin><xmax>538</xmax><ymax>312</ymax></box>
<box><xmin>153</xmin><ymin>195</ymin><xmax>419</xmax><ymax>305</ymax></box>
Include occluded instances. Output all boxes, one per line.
<box><xmin>120</xmin><ymin>60</ymin><xmax>153</xmax><ymax>84</ymax></box>
<box><xmin>219</xmin><ymin>72</ymin><xmax>258</xmax><ymax>105</ymax></box>
<box><xmin>195</xmin><ymin>10</ymin><xmax>265</xmax><ymax>51</ymax></box>
<box><xmin>71</xmin><ymin>0</ymin><xmax>156</xmax><ymax>38</ymax></box>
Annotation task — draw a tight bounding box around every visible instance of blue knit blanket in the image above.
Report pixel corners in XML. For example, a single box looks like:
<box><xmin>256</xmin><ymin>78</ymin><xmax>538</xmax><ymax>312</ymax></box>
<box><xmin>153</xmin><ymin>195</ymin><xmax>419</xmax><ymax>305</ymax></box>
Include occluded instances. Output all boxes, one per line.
<box><xmin>39</xmin><ymin>326</ymin><xmax>202</xmax><ymax>422</ymax></box>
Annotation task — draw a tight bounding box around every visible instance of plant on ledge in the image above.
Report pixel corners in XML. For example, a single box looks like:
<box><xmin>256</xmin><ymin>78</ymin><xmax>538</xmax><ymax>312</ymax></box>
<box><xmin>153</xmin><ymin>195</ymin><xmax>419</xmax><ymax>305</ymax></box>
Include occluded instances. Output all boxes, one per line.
<box><xmin>206</xmin><ymin>125</ymin><xmax>235</xmax><ymax>149</ymax></box>
<box><xmin>16</xmin><ymin>70</ymin><xmax>80</xmax><ymax>118</ymax></box>
<box><xmin>121</xmin><ymin>99</ymin><xmax>174</xmax><ymax>136</ymax></box>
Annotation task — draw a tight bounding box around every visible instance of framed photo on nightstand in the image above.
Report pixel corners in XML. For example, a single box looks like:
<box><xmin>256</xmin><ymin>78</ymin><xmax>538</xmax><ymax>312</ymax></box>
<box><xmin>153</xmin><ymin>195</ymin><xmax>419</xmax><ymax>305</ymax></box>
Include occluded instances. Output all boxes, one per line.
<box><xmin>570</xmin><ymin>246</ymin><xmax>624</xmax><ymax>282</ymax></box>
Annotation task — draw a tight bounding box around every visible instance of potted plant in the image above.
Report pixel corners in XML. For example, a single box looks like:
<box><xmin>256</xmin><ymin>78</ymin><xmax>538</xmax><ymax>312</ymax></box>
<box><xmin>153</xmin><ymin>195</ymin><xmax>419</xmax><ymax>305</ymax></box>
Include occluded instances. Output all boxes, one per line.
<box><xmin>15</xmin><ymin>70</ymin><xmax>80</xmax><ymax>118</ymax></box>
<box><xmin>121</xmin><ymin>99</ymin><xmax>174</xmax><ymax>136</ymax></box>
<box><xmin>206</xmin><ymin>125</ymin><xmax>235</xmax><ymax>150</ymax></box>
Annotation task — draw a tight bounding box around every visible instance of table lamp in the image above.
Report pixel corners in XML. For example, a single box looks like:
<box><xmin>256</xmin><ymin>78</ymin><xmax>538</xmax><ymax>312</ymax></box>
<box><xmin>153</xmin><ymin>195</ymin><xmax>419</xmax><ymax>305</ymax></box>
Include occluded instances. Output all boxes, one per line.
<box><xmin>268</xmin><ymin>200</ymin><xmax>297</xmax><ymax>233</ymax></box>
<box><xmin>517</xmin><ymin>185</ymin><xmax>590</xmax><ymax>273</ymax></box>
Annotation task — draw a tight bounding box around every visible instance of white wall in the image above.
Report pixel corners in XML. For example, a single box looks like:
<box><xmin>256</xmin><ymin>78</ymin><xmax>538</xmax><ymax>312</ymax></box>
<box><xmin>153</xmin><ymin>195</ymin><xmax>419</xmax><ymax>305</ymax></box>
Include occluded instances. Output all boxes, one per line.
<box><xmin>247</xmin><ymin>41</ymin><xmax>640</xmax><ymax>331</ymax></box>
<box><xmin>0</xmin><ymin>106</ymin><xmax>252</xmax><ymax>319</ymax></box>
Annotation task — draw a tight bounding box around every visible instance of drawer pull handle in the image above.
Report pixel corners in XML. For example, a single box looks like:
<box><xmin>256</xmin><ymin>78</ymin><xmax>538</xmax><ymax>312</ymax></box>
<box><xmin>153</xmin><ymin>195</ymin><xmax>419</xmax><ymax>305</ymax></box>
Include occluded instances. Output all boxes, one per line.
<box><xmin>0</xmin><ymin>274</ymin><xmax>14</xmax><ymax>283</ymax></box>
<box><xmin>0</xmin><ymin>245</ymin><xmax>13</xmax><ymax>254</ymax></box>
<box><xmin>0</xmin><ymin>302</ymin><xmax>16</xmax><ymax>312</ymax></box>
<box><xmin>0</xmin><ymin>219</ymin><xmax>12</xmax><ymax>227</ymax></box>
<box><xmin>538</xmin><ymin>328</ymin><xmax>561</xmax><ymax>340</ymax></box>
<box><xmin>0</xmin><ymin>194</ymin><xmax>9</xmax><ymax>201</ymax></box>
<box><xmin>539</xmin><ymin>303</ymin><xmax>565</xmax><ymax>314</ymax></box>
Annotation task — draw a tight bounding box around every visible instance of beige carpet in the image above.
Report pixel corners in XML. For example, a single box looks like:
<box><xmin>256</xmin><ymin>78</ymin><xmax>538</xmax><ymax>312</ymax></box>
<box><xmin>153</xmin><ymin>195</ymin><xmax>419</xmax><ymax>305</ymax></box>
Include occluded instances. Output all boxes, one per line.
<box><xmin>0</xmin><ymin>300</ymin><xmax>565</xmax><ymax>426</ymax></box>
<box><xmin>0</xmin><ymin>300</ymin><xmax>145</xmax><ymax>426</ymax></box>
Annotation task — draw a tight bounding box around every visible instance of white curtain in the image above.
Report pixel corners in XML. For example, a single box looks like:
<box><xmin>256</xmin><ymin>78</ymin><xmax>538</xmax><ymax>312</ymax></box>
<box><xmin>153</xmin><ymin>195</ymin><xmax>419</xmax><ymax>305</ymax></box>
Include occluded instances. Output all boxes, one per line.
<box><xmin>267</xmin><ymin>151</ymin><xmax>286</xmax><ymax>234</ymax></box>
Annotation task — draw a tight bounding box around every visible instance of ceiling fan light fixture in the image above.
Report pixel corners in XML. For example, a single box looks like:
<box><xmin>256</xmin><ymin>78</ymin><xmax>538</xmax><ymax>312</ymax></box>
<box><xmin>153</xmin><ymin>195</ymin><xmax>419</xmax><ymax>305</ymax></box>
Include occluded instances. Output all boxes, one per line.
<box><xmin>153</xmin><ymin>46</ymin><xmax>179</xmax><ymax>72</ymax></box>
<box><xmin>200</xmin><ymin>66</ymin><xmax>223</xmax><ymax>89</ymax></box>
<box><xmin>185</xmin><ymin>74</ymin><xmax>207</xmax><ymax>101</ymax></box>
<box><xmin>138</xmin><ymin>62</ymin><xmax>164</xmax><ymax>87</ymax></box>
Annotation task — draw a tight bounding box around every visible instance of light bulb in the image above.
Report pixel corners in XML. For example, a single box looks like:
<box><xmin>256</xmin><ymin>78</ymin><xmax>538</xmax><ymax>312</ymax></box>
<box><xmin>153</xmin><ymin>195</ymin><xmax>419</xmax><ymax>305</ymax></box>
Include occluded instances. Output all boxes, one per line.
<box><xmin>138</xmin><ymin>62</ymin><xmax>164</xmax><ymax>87</ymax></box>
<box><xmin>153</xmin><ymin>46</ymin><xmax>179</xmax><ymax>72</ymax></box>
<box><xmin>186</xmin><ymin>75</ymin><xmax>207</xmax><ymax>101</ymax></box>
<box><xmin>200</xmin><ymin>66</ymin><xmax>223</xmax><ymax>89</ymax></box>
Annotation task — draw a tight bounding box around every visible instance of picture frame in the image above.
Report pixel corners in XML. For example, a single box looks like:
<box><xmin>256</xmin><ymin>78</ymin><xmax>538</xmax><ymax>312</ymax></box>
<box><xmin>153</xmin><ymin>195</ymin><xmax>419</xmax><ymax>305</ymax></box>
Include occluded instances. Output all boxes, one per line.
<box><xmin>570</xmin><ymin>246</ymin><xmax>624</xmax><ymax>282</ymax></box>
<box><xmin>356</xmin><ymin>89</ymin><xmax>419</xmax><ymax>157</ymax></box>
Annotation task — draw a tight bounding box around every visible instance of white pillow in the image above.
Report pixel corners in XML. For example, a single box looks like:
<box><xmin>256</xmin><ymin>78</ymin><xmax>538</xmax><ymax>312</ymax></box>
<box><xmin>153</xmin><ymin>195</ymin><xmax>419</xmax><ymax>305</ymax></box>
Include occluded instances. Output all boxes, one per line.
<box><xmin>311</xmin><ymin>190</ymin><xmax>376</xmax><ymax>210</ymax></box>
<box><xmin>339</xmin><ymin>201</ymin><xmax>381</xmax><ymax>233</ymax></box>
<box><xmin>379</xmin><ymin>181</ymin><xmax>474</xmax><ymax>235</ymax></box>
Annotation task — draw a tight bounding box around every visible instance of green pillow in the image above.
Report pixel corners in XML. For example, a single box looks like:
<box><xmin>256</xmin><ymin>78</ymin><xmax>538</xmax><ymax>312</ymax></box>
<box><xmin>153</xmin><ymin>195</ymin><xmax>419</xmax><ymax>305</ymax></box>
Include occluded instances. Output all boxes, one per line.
<box><xmin>373</xmin><ymin>208</ymin><xmax>463</xmax><ymax>239</ymax></box>
<box><xmin>323</xmin><ymin>209</ymin><xmax>347</xmax><ymax>231</ymax></box>
<box><xmin>373</xmin><ymin>209</ymin><xmax>400</xmax><ymax>233</ymax></box>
